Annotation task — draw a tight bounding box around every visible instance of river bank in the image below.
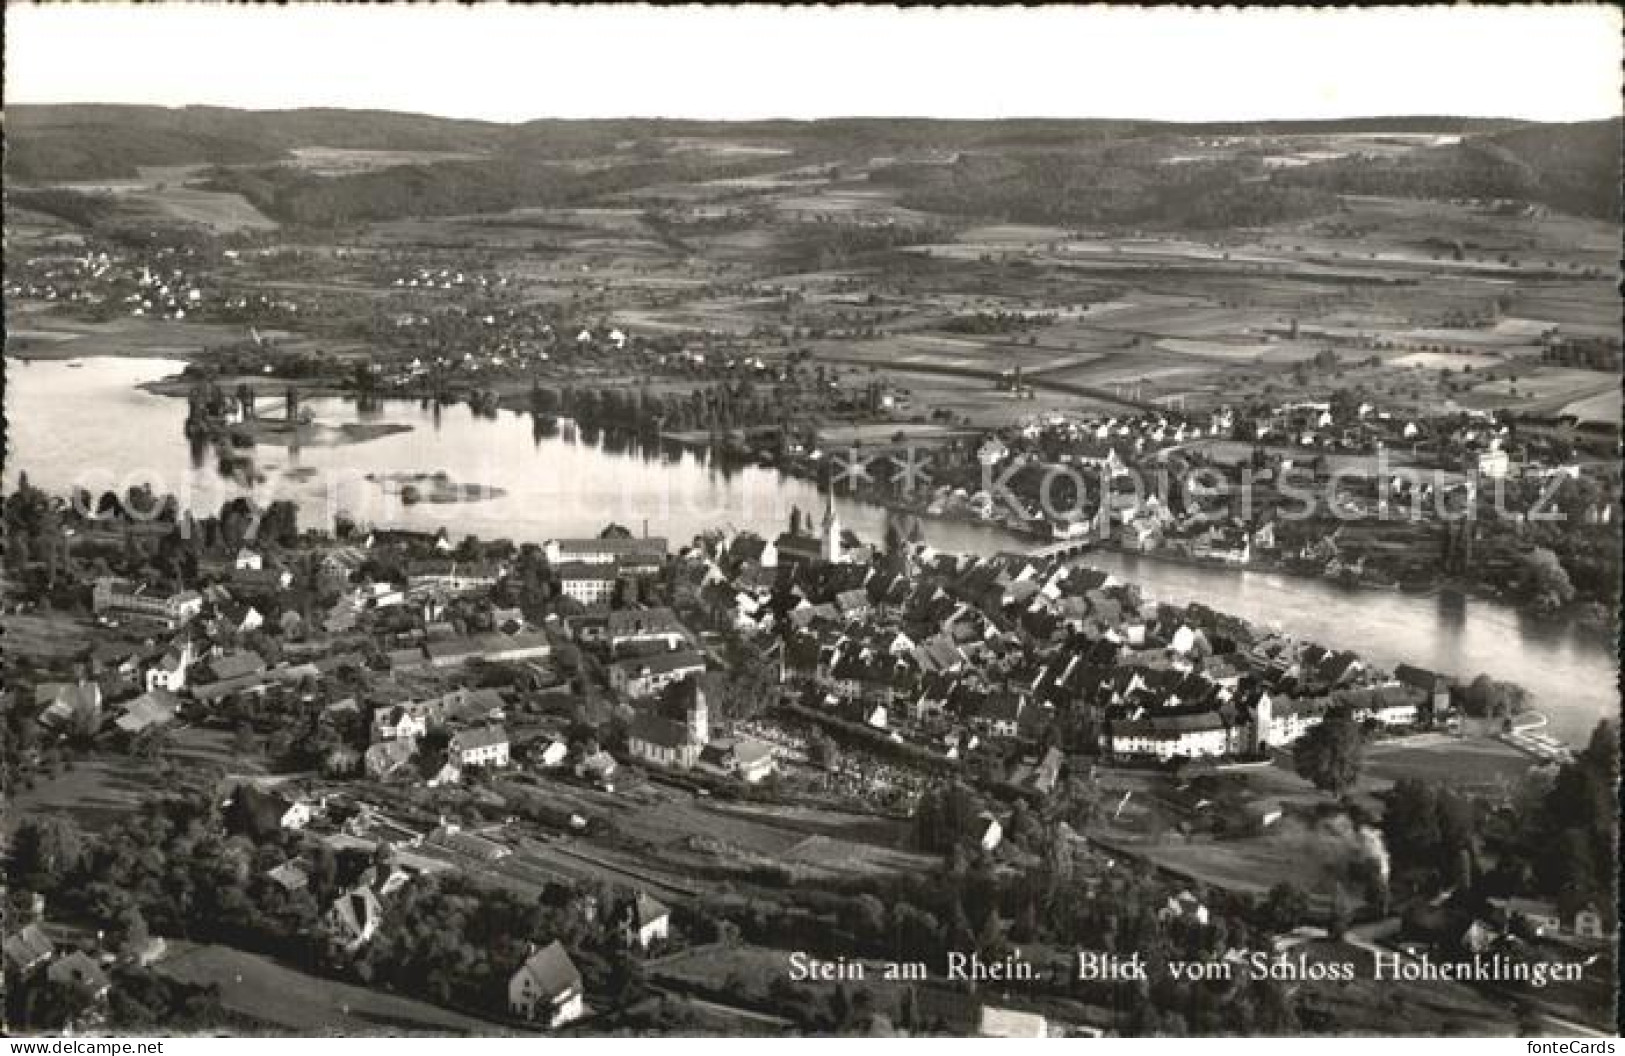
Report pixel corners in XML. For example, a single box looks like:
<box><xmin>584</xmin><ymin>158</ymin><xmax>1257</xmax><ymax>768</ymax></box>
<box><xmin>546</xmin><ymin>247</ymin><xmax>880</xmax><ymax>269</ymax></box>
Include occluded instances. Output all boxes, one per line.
<box><xmin>127</xmin><ymin>370</ymin><xmax>1615</xmax><ymax>643</ymax></box>
<box><xmin>7</xmin><ymin>355</ymin><xmax>1616</xmax><ymax>746</ymax></box>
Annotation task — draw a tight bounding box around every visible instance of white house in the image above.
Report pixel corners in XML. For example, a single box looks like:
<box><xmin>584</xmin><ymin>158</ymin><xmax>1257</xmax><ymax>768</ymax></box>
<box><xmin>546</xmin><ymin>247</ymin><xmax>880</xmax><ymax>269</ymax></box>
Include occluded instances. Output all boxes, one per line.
<box><xmin>508</xmin><ymin>941</ymin><xmax>585</xmax><ymax>1028</ymax></box>
<box><xmin>325</xmin><ymin>886</ymin><xmax>384</xmax><ymax>953</ymax></box>
<box><xmin>449</xmin><ymin>726</ymin><xmax>510</xmax><ymax>768</ymax></box>
<box><xmin>372</xmin><ymin>704</ymin><xmax>430</xmax><ymax>743</ymax></box>
<box><xmin>144</xmin><ymin>641</ymin><xmax>194</xmax><ymax>693</ymax></box>
<box><xmin>977</xmin><ymin>812</ymin><xmax>1004</xmax><ymax>852</ymax></box>
<box><xmin>620</xmin><ymin>892</ymin><xmax>671</xmax><ymax>950</ymax></box>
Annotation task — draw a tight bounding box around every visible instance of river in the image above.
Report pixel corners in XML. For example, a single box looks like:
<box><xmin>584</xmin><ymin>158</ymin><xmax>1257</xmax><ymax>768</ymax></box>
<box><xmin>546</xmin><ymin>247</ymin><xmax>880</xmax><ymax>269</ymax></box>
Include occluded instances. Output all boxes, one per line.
<box><xmin>5</xmin><ymin>356</ymin><xmax>1617</xmax><ymax>743</ymax></box>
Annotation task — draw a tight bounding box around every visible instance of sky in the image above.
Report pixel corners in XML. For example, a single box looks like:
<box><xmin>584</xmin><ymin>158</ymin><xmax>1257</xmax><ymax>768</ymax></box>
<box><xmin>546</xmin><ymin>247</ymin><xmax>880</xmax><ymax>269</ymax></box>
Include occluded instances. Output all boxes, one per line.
<box><xmin>6</xmin><ymin>4</ymin><xmax>1622</xmax><ymax>124</ymax></box>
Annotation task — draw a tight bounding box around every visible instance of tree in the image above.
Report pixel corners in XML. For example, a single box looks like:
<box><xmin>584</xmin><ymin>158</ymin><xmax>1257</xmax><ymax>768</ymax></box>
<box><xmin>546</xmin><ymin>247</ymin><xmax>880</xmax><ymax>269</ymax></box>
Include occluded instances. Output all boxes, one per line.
<box><xmin>808</xmin><ymin>731</ymin><xmax>841</xmax><ymax>770</ymax></box>
<box><xmin>1462</xmin><ymin>674</ymin><xmax>1527</xmax><ymax>719</ymax></box>
<box><xmin>1520</xmin><ymin>547</ymin><xmax>1574</xmax><ymax>611</ymax></box>
<box><xmin>113</xmin><ymin>906</ymin><xmax>151</xmax><ymax>958</ymax></box>
<box><xmin>10</xmin><ymin>816</ymin><xmax>86</xmax><ymax>890</ymax></box>
<box><xmin>1292</xmin><ymin>709</ymin><xmax>1365</xmax><ymax>799</ymax></box>
<box><xmin>1260</xmin><ymin>881</ymin><xmax>1311</xmax><ymax>931</ymax></box>
<box><xmin>260</xmin><ymin>500</ymin><xmax>300</xmax><ymax>547</ymax></box>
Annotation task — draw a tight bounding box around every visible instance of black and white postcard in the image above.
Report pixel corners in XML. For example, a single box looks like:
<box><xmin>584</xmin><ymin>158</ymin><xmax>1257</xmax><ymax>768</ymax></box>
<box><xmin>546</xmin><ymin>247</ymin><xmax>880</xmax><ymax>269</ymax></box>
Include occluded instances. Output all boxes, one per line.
<box><xmin>3</xmin><ymin>3</ymin><xmax>1619</xmax><ymax>1040</ymax></box>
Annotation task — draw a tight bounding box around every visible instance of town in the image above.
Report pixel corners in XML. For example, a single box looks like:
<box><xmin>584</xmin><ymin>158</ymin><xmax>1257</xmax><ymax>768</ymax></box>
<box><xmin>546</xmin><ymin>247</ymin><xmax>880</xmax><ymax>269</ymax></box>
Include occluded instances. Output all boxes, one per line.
<box><xmin>3</xmin><ymin>467</ymin><xmax>1616</xmax><ymax>1035</ymax></box>
<box><xmin>3</xmin><ymin>31</ymin><xmax>1621</xmax><ymax>1039</ymax></box>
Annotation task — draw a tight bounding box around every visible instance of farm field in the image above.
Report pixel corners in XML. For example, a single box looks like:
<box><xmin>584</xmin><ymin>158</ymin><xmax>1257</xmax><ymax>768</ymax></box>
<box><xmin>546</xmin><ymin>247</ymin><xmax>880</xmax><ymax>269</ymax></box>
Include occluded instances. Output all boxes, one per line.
<box><xmin>1134</xmin><ymin>833</ymin><xmax>1367</xmax><ymax>905</ymax></box>
<box><xmin>3</xmin><ymin>756</ymin><xmax>159</xmax><ymax>834</ymax></box>
<box><xmin>1561</xmin><ymin>388</ymin><xmax>1623</xmax><ymax>424</ymax></box>
<box><xmin>155</xmin><ymin>943</ymin><xmax>514</xmax><ymax>1036</ymax></box>
<box><xmin>5</xmin><ymin>313</ymin><xmax>246</xmax><ymax>361</ymax></box>
<box><xmin>284</xmin><ymin>146</ymin><xmax>490</xmax><ymax>175</ymax></box>
<box><xmin>4</xmin><ymin>726</ymin><xmax>268</xmax><ymax>835</ymax></box>
<box><xmin>611</xmin><ymin>796</ymin><xmax>938</xmax><ymax>881</ymax></box>
<box><xmin>0</xmin><ymin>611</ymin><xmax>104</xmax><ymax>660</ymax></box>
<box><xmin>1291</xmin><ymin>940</ymin><xmax>1519</xmax><ymax>1035</ymax></box>
<box><xmin>1362</xmin><ymin>734</ymin><xmax>1536</xmax><ymax>792</ymax></box>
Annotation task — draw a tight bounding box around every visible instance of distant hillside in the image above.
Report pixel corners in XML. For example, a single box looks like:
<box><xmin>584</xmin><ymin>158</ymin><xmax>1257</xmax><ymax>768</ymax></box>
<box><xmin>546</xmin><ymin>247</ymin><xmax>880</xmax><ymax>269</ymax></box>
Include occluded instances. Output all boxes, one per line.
<box><xmin>7</xmin><ymin>105</ymin><xmax>1607</xmax><ymax>228</ymax></box>
<box><xmin>1274</xmin><ymin>119</ymin><xmax>1622</xmax><ymax>220</ymax></box>
<box><xmin>870</xmin><ymin>146</ymin><xmax>1340</xmax><ymax>230</ymax></box>
<box><xmin>4</xmin><ymin>104</ymin><xmax>1524</xmax><ymax>183</ymax></box>
<box><xmin>199</xmin><ymin>152</ymin><xmax>794</xmax><ymax>227</ymax></box>
<box><xmin>5</xmin><ymin>105</ymin><xmax>510</xmax><ymax>181</ymax></box>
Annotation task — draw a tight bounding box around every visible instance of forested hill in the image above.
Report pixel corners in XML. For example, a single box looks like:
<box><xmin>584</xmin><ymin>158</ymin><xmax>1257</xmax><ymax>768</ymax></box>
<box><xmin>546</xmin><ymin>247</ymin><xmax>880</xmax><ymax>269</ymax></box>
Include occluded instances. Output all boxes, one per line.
<box><xmin>1275</xmin><ymin>119</ymin><xmax>1623</xmax><ymax>221</ymax></box>
<box><xmin>6</xmin><ymin>105</ymin><xmax>1616</xmax><ymax>226</ymax></box>
<box><xmin>2</xmin><ymin>104</ymin><xmax>1523</xmax><ymax>183</ymax></box>
<box><xmin>4</xmin><ymin>106</ymin><xmax>511</xmax><ymax>181</ymax></box>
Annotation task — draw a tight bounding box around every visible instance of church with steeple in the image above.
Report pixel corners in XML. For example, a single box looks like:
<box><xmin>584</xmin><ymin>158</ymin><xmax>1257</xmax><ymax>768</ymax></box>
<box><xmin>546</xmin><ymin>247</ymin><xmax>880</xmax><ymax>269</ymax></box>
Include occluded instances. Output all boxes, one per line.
<box><xmin>821</xmin><ymin>490</ymin><xmax>842</xmax><ymax>564</ymax></box>
<box><xmin>772</xmin><ymin>490</ymin><xmax>846</xmax><ymax>567</ymax></box>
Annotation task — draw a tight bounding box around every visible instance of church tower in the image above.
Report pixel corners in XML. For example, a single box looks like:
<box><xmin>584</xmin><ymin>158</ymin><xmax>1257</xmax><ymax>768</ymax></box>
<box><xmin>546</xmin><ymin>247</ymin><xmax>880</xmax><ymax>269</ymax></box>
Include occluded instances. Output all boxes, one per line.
<box><xmin>686</xmin><ymin>678</ymin><xmax>709</xmax><ymax>746</ymax></box>
<box><xmin>821</xmin><ymin>490</ymin><xmax>841</xmax><ymax>564</ymax></box>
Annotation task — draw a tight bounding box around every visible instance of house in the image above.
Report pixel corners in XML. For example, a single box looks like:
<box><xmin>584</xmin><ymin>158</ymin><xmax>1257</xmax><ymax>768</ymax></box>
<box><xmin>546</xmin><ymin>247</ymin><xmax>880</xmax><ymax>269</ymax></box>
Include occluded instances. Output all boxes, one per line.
<box><xmin>1394</xmin><ymin>663</ymin><xmax>1451</xmax><ymax>715</ymax></box>
<box><xmin>215</xmin><ymin>600</ymin><xmax>264</xmax><ymax>635</ymax></box>
<box><xmin>424</xmin><ymin>630</ymin><xmax>549</xmax><ymax>669</ymax></box>
<box><xmin>535</xmin><ymin>739</ymin><xmax>569</xmax><ymax>769</ymax></box>
<box><xmin>114</xmin><ymin>689</ymin><xmax>180</xmax><ymax>735</ymax></box>
<box><xmin>326</xmin><ymin>886</ymin><xmax>384</xmax><ymax>953</ymax></box>
<box><xmin>1160</xmin><ymin>889</ymin><xmax>1210</xmax><ymax>926</ymax></box>
<box><xmin>234</xmin><ymin>547</ymin><xmax>264</xmax><ymax>571</ymax></box>
<box><xmin>3</xmin><ymin>925</ymin><xmax>54</xmax><ymax>974</ymax></box>
<box><xmin>976</xmin><ymin>811</ymin><xmax>1003</xmax><ymax>851</ymax></box>
<box><xmin>702</xmin><ymin>737</ymin><xmax>776</xmax><ymax>783</ymax></box>
<box><xmin>406</xmin><ymin>559</ymin><xmax>506</xmax><ymax>596</ymax></box>
<box><xmin>204</xmin><ymin>649</ymin><xmax>268</xmax><ymax>683</ymax></box>
<box><xmin>977</xmin><ymin>1005</ymin><xmax>1048</xmax><ymax>1038</ymax></box>
<box><xmin>468</xmin><ymin>630</ymin><xmax>552</xmax><ymax>663</ymax></box>
<box><xmin>1245</xmin><ymin>799</ymin><xmax>1285</xmax><ymax>831</ymax></box>
<box><xmin>34</xmin><ymin>681</ymin><xmax>102</xmax><ymax>731</ymax></box>
<box><xmin>227</xmin><ymin>785</ymin><xmax>314</xmax><ymax>837</ymax></box>
<box><xmin>318</xmin><ymin>547</ymin><xmax>368</xmax><ymax>590</ymax></box>
<box><xmin>609</xmin><ymin>650</ymin><xmax>707</xmax><ymax>699</ymax></box>
<box><xmin>144</xmin><ymin>641</ymin><xmax>194</xmax><ymax>693</ymax></box>
<box><xmin>267</xmin><ymin>860</ymin><xmax>311</xmax><ymax>893</ymax></box>
<box><xmin>1107</xmin><ymin>711</ymin><xmax>1235</xmax><ymax>760</ymax></box>
<box><xmin>617</xmin><ymin>892</ymin><xmax>671</xmax><ymax>949</ymax></box>
<box><xmin>365</xmin><ymin>738</ymin><xmax>417</xmax><ymax>779</ymax></box>
<box><xmin>627</xmin><ymin>681</ymin><xmax>709</xmax><ymax>769</ymax></box>
<box><xmin>1488</xmin><ymin>897</ymin><xmax>1565</xmax><ymax>937</ymax></box>
<box><xmin>774</xmin><ymin>532</ymin><xmax>825</xmax><ymax>567</ymax></box>
<box><xmin>1456</xmin><ymin>919</ymin><xmax>1497</xmax><ymax>954</ymax></box>
<box><xmin>971</xmin><ymin>692</ymin><xmax>1025</xmax><ymax>739</ymax></box>
<box><xmin>46</xmin><ymin>951</ymin><xmax>110</xmax><ymax>1001</ymax></box>
<box><xmin>1473</xmin><ymin>448</ymin><xmax>1510</xmax><ymax>480</ymax></box>
<box><xmin>556</xmin><ymin>562</ymin><xmax>619</xmax><ymax>606</ymax></box>
<box><xmin>1300</xmin><ymin>645</ymin><xmax>1362</xmax><ymax>688</ymax></box>
<box><xmin>448</xmin><ymin>726</ymin><xmax>510</xmax><ymax>768</ymax></box>
<box><xmin>508</xmin><ymin>941</ymin><xmax>585</xmax><ymax>1027</ymax></box>
<box><xmin>1339</xmin><ymin>685</ymin><xmax>1421</xmax><ymax>727</ymax></box>
<box><xmin>1029</xmin><ymin>745</ymin><xmax>1064</xmax><ymax>796</ymax></box>
<box><xmin>835</xmin><ymin>588</ymin><xmax>871</xmax><ymax>621</ymax></box>
<box><xmin>427</xmin><ymin>824</ymin><xmax>510</xmax><ymax>862</ymax></box>
<box><xmin>1573</xmin><ymin>904</ymin><xmax>1612</xmax><ymax>940</ymax></box>
<box><xmin>606</xmin><ymin>608</ymin><xmax>689</xmax><ymax>654</ymax></box>
<box><xmin>544</xmin><ymin>536</ymin><xmax>667</xmax><ymax>571</ymax></box>
<box><xmin>372</xmin><ymin>703</ymin><xmax>430</xmax><ymax>742</ymax></box>
<box><xmin>92</xmin><ymin>577</ymin><xmax>203</xmax><ymax>627</ymax></box>
<box><xmin>576</xmin><ymin>749</ymin><xmax>619</xmax><ymax>790</ymax></box>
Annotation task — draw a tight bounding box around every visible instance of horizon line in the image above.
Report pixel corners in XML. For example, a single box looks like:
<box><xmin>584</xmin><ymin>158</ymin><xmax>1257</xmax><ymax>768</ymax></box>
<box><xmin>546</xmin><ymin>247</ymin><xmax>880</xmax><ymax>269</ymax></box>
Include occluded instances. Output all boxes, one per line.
<box><xmin>10</xmin><ymin>101</ymin><xmax>1623</xmax><ymax>127</ymax></box>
